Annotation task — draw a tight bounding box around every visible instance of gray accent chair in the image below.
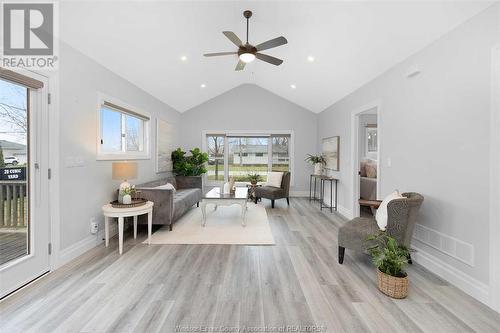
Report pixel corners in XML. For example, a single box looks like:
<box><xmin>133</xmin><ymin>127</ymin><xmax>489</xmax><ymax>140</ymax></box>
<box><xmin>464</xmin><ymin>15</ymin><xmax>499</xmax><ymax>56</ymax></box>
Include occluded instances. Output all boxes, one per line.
<box><xmin>254</xmin><ymin>172</ymin><xmax>291</xmax><ymax>208</ymax></box>
<box><xmin>338</xmin><ymin>192</ymin><xmax>424</xmax><ymax>264</ymax></box>
<box><xmin>136</xmin><ymin>176</ymin><xmax>202</xmax><ymax>231</ymax></box>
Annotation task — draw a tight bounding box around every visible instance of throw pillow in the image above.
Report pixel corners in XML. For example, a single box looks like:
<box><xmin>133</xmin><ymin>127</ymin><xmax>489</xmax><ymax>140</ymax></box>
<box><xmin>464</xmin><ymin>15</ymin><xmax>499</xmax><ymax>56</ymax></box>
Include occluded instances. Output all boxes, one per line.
<box><xmin>155</xmin><ymin>183</ymin><xmax>176</xmax><ymax>192</ymax></box>
<box><xmin>359</xmin><ymin>161</ymin><xmax>367</xmax><ymax>177</ymax></box>
<box><xmin>266</xmin><ymin>172</ymin><xmax>283</xmax><ymax>188</ymax></box>
<box><xmin>375</xmin><ymin>190</ymin><xmax>404</xmax><ymax>231</ymax></box>
<box><xmin>365</xmin><ymin>163</ymin><xmax>377</xmax><ymax>178</ymax></box>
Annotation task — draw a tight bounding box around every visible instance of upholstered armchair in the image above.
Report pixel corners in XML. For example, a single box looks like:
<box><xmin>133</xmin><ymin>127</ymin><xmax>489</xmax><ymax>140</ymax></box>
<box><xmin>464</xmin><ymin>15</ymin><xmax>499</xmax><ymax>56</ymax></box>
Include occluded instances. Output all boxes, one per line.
<box><xmin>338</xmin><ymin>192</ymin><xmax>424</xmax><ymax>264</ymax></box>
<box><xmin>254</xmin><ymin>172</ymin><xmax>291</xmax><ymax>208</ymax></box>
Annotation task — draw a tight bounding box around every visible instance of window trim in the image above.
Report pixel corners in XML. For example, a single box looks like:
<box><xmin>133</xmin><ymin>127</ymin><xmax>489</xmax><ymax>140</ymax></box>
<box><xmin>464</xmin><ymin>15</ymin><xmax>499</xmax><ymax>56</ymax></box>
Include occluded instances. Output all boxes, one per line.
<box><xmin>202</xmin><ymin>130</ymin><xmax>294</xmax><ymax>186</ymax></box>
<box><xmin>96</xmin><ymin>93</ymin><xmax>151</xmax><ymax>160</ymax></box>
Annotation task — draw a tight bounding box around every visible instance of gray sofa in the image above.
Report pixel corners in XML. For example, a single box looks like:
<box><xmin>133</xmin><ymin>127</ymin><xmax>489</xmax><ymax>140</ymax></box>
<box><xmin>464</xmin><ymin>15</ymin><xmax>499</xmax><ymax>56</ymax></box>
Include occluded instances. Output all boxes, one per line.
<box><xmin>136</xmin><ymin>176</ymin><xmax>202</xmax><ymax>231</ymax></box>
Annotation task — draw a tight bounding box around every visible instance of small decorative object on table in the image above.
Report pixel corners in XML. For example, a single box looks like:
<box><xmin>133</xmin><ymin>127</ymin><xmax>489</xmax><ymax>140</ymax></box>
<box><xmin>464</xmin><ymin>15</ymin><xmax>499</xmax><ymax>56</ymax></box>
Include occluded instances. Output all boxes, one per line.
<box><xmin>305</xmin><ymin>154</ymin><xmax>326</xmax><ymax>175</ymax></box>
<box><xmin>122</xmin><ymin>185</ymin><xmax>136</xmax><ymax>204</ymax></box>
<box><xmin>366</xmin><ymin>232</ymin><xmax>410</xmax><ymax>299</ymax></box>
<box><xmin>247</xmin><ymin>173</ymin><xmax>262</xmax><ymax>185</ymax></box>
<box><xmin>223</xmin><ymin>177</ymin><xmax>236</xmax><ymax>194</ymax></box>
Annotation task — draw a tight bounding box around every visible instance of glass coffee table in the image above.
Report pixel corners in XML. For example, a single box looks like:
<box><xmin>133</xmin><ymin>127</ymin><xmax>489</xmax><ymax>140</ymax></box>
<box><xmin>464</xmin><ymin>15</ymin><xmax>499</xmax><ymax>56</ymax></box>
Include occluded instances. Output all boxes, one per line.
<box><xmin>201</xmin><ymin>187</ymin><xmax>248</xmax><ymax>226</ymax></box>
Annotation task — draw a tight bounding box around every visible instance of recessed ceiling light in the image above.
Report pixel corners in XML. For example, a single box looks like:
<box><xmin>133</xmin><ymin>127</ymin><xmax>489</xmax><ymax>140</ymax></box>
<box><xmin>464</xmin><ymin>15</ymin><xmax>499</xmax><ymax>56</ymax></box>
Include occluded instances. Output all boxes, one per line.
<box><xmin>290</xmin><ymin>84</ymin><xmax>296</xmax><ymax>89</ymax></box>
<box><xmin>200</xmin><ymin>84</ymin><xmax>206</xmax><ymax>88</ymax></box>
<box><xmin>180</xmin><ymin>55</ymin><xmax>188</xmax><ymax>61</ymax></box>
<box><xmin>307</xmin><ymin>56</ymin><xmax>315</xmax><ymax>62</ymax></box>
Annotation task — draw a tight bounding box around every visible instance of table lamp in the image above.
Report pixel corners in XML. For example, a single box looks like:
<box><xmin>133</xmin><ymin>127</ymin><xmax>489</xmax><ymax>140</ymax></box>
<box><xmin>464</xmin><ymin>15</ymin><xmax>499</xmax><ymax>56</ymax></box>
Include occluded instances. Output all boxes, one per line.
<box><xmin>112</xmin><ymin>162</ymin><xmax>138</xmax><ymax>203</ymax></box>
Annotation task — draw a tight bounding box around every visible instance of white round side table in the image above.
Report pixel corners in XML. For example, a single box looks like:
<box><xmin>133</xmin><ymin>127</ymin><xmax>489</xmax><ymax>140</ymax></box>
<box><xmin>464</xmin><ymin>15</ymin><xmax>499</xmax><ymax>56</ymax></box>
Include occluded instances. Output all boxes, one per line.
<box><xmin>101</xmin><ymin>201</ymin><xmax>154</xmax><ymax>255</ymax></box>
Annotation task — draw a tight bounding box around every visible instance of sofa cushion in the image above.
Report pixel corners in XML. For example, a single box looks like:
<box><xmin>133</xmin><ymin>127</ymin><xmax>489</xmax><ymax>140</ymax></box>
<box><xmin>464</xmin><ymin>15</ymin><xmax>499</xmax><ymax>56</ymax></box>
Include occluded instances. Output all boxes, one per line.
<box><xmin>255</xmin><ymin>186</ymin><xmax>285</xmax><ymax>199</ymax></box>
<box><xmin>338</xmin><ymin>217</ymin><xmax>380</xmax><ymax>252</ymax></box>
<box><xmin>154</xmin><ymin>183</ymin><xmax>176</xmax><ymax>192</ymax></box>
<box><xmin>173</xmin><ymin>188</ymin><xmax>202</xmax><ymax>221</ymax></box>
<box><xmin>376</xmin><ymin>190</ymin><xmax>403</xmax><ymax>231</ymax></box>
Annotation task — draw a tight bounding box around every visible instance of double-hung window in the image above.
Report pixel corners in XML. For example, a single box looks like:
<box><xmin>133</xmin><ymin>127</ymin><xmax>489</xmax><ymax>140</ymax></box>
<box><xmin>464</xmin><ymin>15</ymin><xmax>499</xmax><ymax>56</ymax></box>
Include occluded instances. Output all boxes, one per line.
<box><xmin>98</xmin><ymin>99</ymin><xmax>150</xmax><ymax>160</ymax></box>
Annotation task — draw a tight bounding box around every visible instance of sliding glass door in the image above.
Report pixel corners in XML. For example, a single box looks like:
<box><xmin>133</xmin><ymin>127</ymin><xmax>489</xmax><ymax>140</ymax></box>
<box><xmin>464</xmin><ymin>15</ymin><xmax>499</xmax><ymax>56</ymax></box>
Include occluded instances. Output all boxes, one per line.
<box><xmin>228</xmin><ymin>137</ymin><xmax>269</xmax><ymax>182</ymax></box>
<box><xmin>206</xmin><ymin>133</ymin><xmax>291</xmax><ymax>184</ymax></box>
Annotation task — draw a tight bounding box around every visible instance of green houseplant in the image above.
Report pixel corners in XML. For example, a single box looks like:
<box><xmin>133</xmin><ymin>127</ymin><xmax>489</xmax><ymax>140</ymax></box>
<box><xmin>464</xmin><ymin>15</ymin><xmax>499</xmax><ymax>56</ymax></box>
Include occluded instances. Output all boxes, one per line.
<box><xmin>366</xmin><ymin>232</ymin><xmax>410</xmax><ymax>299</ymax></box>
<box><xmin>247</xmin><ymin>173</ymin><xmax>262</xmax><ymax>185</ymax></box>
<box><xmin>172</xmin><ymin>148</ymin><xmax>209</xmax><ymax>176</ymax></box>
<box><xmin>305</xmin><ymin>154</ymin><xmax>326</xmax><ymax>175</ymax></box>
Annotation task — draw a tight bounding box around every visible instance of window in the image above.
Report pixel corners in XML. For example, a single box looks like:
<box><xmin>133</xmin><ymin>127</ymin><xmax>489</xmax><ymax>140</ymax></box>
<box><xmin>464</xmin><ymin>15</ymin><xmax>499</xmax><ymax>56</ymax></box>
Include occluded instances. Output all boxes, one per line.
<box><xmin>272</xmin><ymin>135</ymin><xmax>290</xmax><ymax>172</ymax></box>
<box><xmin>207</xmin><ymin>135</ymin><xmax>225</xmax><ymax>181</ymax></box>
<box><xmin>205</xmin><ymin>132</ymin><xmax>292</xmax><ymax>184</ymax></box>
<box><xmin>365</xmin><ymin>127</ymin><xmax>378</xmax><ymax>153</ymax></box>
<box><xmin>228</xmin><ymin>137</ymin><xmax>269</xmax><ymax>182</ymax></box>
<box><xmin>98</xmin><ymin>99</ymin><xmax>149</xmax><ymax>159</ymax></box>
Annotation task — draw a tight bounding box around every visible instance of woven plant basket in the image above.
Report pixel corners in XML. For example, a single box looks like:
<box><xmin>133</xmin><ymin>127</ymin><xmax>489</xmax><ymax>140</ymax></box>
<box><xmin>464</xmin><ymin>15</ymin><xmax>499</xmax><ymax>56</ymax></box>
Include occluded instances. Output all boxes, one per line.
<box><xmin>377</xmin><ymin>269</ymin><xmax>409</xmax><ymax>299</ymax></box>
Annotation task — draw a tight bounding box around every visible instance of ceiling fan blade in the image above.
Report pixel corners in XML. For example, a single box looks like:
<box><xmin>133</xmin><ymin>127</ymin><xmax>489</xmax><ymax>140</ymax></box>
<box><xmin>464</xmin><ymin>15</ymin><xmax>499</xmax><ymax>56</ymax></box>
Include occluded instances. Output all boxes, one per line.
<box><xmin>223</xmin><ymin>31</ymin><xmax>243</xmax><ymax>47</ymax></box>
<box><xmin>255</xmin><ymin>53</ymin><xmax>283</xmax><ymax>66</ymax></box>
<box><xmin>235</xmin><ymin>60</ymin><xmax>246</xmax><ymax>71</ymax></box>
<box><xmin>204</xmin><ymin>52</ymin><xmax>238</xmax><ymax>57</ymax></box>
<box><xmin>255</xmin><ymin>36</ymin><xmax>288</xmax><ymax>51</ymax></box>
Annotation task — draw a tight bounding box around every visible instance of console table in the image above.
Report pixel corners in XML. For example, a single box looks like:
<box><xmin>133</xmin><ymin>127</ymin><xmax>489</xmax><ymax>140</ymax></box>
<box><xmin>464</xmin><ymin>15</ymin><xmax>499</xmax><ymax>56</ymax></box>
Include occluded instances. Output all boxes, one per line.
<box><xmin>309</xmin><ymin>175</ymin><xmax>338</xmax><ymax>212</ymax></box>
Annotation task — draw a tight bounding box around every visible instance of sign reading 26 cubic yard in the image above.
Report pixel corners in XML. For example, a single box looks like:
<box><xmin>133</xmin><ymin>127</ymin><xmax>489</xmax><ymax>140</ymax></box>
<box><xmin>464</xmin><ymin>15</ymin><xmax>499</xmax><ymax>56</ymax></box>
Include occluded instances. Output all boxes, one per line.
<box><xmin>0</xmin><ymin>167</ymin><xmax>26</xmax><ymax>181</ymax></box>
<box><xmin>1</xmin><ymin>2</ymin><xmax>59</xmax><ymax>70</ymax></box>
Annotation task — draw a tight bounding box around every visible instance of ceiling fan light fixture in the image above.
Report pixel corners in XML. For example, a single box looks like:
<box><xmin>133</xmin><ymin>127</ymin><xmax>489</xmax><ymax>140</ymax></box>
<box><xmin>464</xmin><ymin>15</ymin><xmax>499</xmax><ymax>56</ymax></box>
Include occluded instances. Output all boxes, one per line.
<box><xmin>239</xmin><ymin>52</ymin><xmax>256</xmax><ymax>63</ymax></box>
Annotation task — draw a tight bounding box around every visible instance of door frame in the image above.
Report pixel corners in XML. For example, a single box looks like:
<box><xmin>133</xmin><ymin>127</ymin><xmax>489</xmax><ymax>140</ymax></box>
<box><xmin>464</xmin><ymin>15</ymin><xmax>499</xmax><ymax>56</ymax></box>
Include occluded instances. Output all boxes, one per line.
<box><xmin>350</xmin><ymin>100</ymin><xmax>382</xmax><ymax>218</ymax></box>
<box><xmin>489</xmin><ymin>44</ymin><xmax>500</xmax><ymax>312</ymax></box>
<box><xmin>0</xmin><ymin>67</ymin><xmax>57</xmax><ymax>298</ymax></box>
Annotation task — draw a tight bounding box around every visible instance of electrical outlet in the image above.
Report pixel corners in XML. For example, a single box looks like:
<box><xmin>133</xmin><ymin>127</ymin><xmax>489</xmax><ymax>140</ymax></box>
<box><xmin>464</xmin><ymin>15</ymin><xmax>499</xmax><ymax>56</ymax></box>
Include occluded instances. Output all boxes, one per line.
<box><xmin>90</xmin><ymin>217</ymin><xmax>98</xmax><ymax>234</ymax></box>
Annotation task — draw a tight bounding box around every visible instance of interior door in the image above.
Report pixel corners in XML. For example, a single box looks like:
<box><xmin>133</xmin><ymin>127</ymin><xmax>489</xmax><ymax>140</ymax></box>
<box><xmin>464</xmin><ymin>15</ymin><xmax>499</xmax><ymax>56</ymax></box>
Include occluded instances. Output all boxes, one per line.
<box><xmin>0</xmin><ymin>70</ymin><xmax>50</xmax><ymax>298</ymax></box>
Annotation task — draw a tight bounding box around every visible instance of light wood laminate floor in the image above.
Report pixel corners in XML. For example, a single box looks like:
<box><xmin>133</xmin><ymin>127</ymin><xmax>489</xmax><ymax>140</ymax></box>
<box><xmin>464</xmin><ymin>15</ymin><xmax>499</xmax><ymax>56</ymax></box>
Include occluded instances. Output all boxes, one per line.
<box><xmin>1</xmin><ymin>198</ymin><xmax>500</xmax><ymax>332</ymax></box>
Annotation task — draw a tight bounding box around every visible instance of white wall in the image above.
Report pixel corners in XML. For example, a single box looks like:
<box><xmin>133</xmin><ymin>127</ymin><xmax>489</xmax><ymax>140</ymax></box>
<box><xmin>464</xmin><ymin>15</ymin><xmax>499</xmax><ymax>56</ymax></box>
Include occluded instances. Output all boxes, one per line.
<box><xmin>317</xmin><ymin>3</ymin><xmax>499</xmax><ymax>297</ymax></box>
<box><xmin>57</xmin><ymin>43</ymin><xmax>181</xmax><ymax>255</ymax></box>
<box><xmin>180</xmin><ymin>84</ymin><xmax>317</xmax><ymax>194</ymax></box>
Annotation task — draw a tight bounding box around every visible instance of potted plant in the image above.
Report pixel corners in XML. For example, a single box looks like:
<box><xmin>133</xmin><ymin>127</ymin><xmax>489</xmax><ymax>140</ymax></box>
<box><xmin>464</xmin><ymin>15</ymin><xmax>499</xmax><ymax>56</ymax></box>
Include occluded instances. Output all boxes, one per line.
<box><xmin>122</xmin><ymin>185</ymin><xmax>136</xmax><ymax>205</ymax></box>
<box><xmin>247</xmin><ymin>173</ymin><xmax>262</xmax><ymax>185</ymax></box>
<box><xmin>305</xmin><ymin>154</ymin><xmax>326</xmax><ymax>175</ymax></box>
<box><xmin>172</xmin><ymin>148</ymin><xmax>209</xmax><ymax>187</ymax></box>
<box><xmin>366</xmin><ymin>232</ymin><xmax>410</xmax><ymax>299</ymax></box>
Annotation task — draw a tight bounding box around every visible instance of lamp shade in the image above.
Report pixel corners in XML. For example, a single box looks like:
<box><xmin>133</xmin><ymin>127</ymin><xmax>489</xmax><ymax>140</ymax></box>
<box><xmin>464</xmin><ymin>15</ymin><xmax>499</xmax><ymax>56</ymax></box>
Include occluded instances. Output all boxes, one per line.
<box><xmin>112</xmin><ymin>162</ymin><xmax>138</xmax><ymax>180</ymax></box>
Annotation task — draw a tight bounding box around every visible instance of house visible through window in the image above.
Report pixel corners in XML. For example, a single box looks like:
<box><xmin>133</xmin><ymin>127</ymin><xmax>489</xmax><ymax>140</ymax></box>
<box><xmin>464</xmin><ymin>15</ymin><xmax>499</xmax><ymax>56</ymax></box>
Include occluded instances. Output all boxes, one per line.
<box><xmin>99</xmin><ymin>99</ymin><xmax>149</xmax><ymax>159</ymax></box>
<box><xmin>205</xmin><ymin>133</ymin><xmax>292</xmax><ymax>183</ymax></box>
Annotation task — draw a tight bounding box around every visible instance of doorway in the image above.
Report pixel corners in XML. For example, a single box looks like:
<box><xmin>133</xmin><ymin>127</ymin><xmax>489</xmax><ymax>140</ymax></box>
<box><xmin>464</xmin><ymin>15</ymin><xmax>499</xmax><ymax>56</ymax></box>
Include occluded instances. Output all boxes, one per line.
<box><xmin>0</xmin><ymin>69</ymin><xmax>51</xmax><ymax>298</ymax></box>
<box><xmin>351</xmin><ymin>101</ymin><xmax>381</xmax><ymax>218</ymax></box>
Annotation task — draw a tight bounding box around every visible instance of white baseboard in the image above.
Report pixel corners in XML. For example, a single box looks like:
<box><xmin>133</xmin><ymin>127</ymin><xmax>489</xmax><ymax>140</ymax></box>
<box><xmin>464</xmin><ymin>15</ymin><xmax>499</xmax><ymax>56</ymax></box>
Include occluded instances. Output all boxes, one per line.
<box><xmin>337</xmin><ymin>205</ymin><xmax>353</xmax><ymax>220</ymax></box>
<box><xmin>412</xmin><ymin>245</ymin><xmax>491</xmax><ymax>307</ymax></box>
<box><xmin>56</xmin><ymin>224</ymin><xmax>117</xmax><ymax>268</ymax></box>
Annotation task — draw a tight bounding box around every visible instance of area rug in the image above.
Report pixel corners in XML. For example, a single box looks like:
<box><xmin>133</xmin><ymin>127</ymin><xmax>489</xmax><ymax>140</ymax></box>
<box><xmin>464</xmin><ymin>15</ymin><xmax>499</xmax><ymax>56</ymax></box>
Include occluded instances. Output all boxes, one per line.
<box><xmin>144</xmin><ymin>203</ymin><xmax>275</xmax><ymax>245</ymax></box>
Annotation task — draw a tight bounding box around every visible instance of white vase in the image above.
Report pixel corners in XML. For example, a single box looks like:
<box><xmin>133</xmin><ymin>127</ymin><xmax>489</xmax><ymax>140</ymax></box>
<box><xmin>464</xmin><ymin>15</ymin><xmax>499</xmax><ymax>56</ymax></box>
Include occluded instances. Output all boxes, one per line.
<box><xmin>122</xmin><ymin>194</ymin><xmax>132</xmax><ymax>204</ymax></box>
<box><xmin>314</xmin><ymin>163</ymin><xmax>323</xmax><ymax>175</ymax></box>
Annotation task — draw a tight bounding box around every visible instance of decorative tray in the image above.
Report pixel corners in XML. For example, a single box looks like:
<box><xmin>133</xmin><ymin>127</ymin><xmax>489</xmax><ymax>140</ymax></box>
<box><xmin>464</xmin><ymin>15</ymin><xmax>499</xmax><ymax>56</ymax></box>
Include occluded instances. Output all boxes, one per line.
<box><xmin>110</xmin><ymin>198</ymin><xmax>147</xmax><ymax>208</ymax></box>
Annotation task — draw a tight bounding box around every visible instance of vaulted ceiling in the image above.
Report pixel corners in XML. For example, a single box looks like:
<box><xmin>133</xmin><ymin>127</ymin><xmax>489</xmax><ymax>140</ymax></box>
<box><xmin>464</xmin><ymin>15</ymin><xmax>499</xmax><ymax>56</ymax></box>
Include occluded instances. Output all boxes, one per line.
<box><xmin>60</xmin><ymin>1</ymin><xmax>493</xmax><ymax>113</ymax></box>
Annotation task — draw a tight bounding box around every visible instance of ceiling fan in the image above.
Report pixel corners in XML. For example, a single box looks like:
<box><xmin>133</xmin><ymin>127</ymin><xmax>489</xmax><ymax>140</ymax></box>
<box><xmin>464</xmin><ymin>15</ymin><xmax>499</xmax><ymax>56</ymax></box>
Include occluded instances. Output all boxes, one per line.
<box><xmin>203</xmin><ymin>10</ymin><xmax>288</xmax><ymax>71</ymax></box>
